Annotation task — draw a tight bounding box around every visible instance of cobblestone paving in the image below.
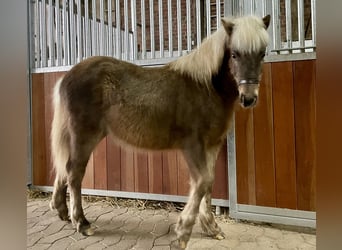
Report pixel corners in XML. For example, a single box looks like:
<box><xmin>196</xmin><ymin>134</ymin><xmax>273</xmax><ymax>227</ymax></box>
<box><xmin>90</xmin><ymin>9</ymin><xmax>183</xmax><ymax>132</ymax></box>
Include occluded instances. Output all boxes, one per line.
<box><xmin>27</xmin><ymin>198</ymin><xmax>316</xmax><ymax>250</ymax></box>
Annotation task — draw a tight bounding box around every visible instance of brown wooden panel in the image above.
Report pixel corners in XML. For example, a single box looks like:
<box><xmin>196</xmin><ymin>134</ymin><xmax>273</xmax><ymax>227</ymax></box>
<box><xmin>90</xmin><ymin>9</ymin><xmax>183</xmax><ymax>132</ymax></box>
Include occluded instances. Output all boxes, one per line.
<box><xmin>120</xmin><ymin>147</ymin><xmax>135</xmax><ymax>191</ymax></box>
<box><xmin>94</xmin><ymin>138</ymin><xmax>107</xmax><ymax>190</ymax></box>
<box><xmin>212</xmin><ymin>142</ymin><xmax>228</xmax><ymax>200</ymax></box>
<box><xmin>134</xmin><ymin>151</ymin><xmax>149</xmax><ymax>193</ymax></box>
<box><xmin>162</xmin><ymin>151</ymin><xmax>178</xmax><ymax>195</ymax></box>
<box><xmin>32</xmin><ymin>73</ymin><xmax>47</xmax><ymax>186</ymax></box>
<box><xmin>272</xmin><ymin>61</ymin><xmax>297</xmax><ymax>209</ymax></box>
<box><xmin>177</xmin><ymin>151</ymin><xmax>190</xmax><ymax>196</ymax></box>
<box><xmin>106</xmin><ymin>138</ymin><xmax>121</xmax><ymax>190</ymax></box>
<box><xmin>253</xmin><ymin>63</ymin><xmax>277</xmax><ymax>207</ymax></box>
<box><xmin>82</xmin><ymin>153</ymin><xmax>94</xmax><ymax>189</ymax></box>
<box><xmin>235</xmin><ymin>107</ymin><xmax>256</xmax><ymax>204</ymax></box>
<box><xmin>148</xmin><ymin>152</ymin><xmax>163</xmax><ymax>194</ymax></box>
<box><xmin>293</xmin><ymin>60</ymin><xmax>316</xmax><ymax>211</ymax></box>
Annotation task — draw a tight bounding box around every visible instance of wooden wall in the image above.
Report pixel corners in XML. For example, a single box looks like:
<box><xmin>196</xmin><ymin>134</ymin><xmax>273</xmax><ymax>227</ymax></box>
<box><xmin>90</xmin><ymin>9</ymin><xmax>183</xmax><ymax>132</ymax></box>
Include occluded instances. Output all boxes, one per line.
<box><xmin>235</xmin><ymin>60</ymin><xmax>316</xmax><ymax>211</ymax></box>
<box><xmin>31</xmin><ymin>71</ymin><xmax>228</xmax><ymax>200</ymax></box>
<box><xmin>31</xmin><ymin>59</ymin><xmax>316</xmax><ymax>211</ymax></box>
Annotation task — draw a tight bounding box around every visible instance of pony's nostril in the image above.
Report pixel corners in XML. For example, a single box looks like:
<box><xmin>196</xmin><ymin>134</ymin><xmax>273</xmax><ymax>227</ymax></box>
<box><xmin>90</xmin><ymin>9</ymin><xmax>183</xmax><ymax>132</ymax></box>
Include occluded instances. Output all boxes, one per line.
<box><xmin>240</xmin><ymin>95</ymin><xmax>257</xmax><ymax>108</ymax></box>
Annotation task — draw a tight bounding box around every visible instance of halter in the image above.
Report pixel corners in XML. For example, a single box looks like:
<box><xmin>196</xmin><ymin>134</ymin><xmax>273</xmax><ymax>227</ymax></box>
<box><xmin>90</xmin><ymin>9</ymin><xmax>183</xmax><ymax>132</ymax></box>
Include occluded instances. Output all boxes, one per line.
<box><xmin>239</xmin><ymin>79</ymin><xmax>259</xmax><ymax>85</ymax></box>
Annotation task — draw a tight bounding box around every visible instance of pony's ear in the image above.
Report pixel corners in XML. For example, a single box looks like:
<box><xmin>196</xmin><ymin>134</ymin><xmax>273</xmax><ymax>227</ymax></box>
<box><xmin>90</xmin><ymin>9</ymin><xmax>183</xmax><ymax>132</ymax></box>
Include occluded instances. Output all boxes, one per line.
<box><xmin>263</xmin><ymin>15</ymin><xmax>271</xmax><ymax>29</ymax></box>
<box><xmin>221</xmin><ymin>18</ymin><xmax>234</xmax><ymax>36</ymax></box>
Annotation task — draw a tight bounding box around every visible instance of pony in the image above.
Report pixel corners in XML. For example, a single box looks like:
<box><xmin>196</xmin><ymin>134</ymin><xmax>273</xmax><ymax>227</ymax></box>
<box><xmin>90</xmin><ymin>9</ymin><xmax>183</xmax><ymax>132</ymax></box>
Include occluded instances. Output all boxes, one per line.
<box><xmin>49</xmin><ymin>15</ymin><xmax>270</xmax><ymax>249</ymax></box>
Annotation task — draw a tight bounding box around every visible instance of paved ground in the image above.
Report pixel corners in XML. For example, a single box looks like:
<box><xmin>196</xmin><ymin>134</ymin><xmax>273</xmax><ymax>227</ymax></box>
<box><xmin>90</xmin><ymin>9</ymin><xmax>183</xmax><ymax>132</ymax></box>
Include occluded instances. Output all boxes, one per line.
<box><xmin>27</xmin><ymin>195</ymin><xmax>316</xmax><ymax>250</ymax></box>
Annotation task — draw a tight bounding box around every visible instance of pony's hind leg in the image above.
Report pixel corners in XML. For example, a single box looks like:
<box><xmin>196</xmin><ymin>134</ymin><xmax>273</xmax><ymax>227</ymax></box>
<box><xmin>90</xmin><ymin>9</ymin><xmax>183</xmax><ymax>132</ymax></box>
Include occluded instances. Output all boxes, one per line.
<box><xmin>50</xmin><ymin>174</ymin><xmax>69</xmax><ymax>221</ymax></box>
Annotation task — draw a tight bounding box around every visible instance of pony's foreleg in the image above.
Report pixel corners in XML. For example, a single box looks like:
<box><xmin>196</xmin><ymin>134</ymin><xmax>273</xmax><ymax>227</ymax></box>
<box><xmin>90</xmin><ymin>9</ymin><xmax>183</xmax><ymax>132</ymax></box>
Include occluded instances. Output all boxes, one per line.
<box><xmin>176</xmin><ymin>144</ymin><xmax>217</xmax><ymax>249</ymax></box>
<box><xmin>50</xmin><ymin>174</ymin><xmax>69</xmax><ymax>221</ymax></box>
<box><xmin>198</xmin><ymin>146</ymin><xmax>225</xmax><ymax>239</ymax></box>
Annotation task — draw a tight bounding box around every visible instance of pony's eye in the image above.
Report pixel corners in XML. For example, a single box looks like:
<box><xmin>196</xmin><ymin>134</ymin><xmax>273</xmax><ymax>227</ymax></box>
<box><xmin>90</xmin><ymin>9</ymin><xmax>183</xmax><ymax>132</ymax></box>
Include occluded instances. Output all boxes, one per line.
<box><xmin>231</xmin><ymin>52</ymin><xmax>237</xmax><ymax>59</ymax></box>
<box><xmin>261</xmin><ymin>52</ymin><xmax>266</xmax><ymax>58</ymax></box>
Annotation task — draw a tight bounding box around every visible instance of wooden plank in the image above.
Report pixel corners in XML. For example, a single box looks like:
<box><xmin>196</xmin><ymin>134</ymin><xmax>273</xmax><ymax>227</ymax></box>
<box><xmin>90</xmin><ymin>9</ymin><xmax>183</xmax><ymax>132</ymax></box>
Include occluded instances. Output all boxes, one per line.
<box><xmin>134</xmin><ymin>151</ymin><xmax>149</xmax><ymax>193</ymax></box>
<box><xmin>235</xmin><ymin>107</ymin><xmax>255</xmax><ymax>205</ymax></box>
<box><xmin>293</xmin><ymin>60</ymin><xmax>316</xmax><ymax>211</ymax></box>
<box><xmin>82</xmin><ymin>153</ymin><xmax>94</xmax><ymax>189</ymax></box>
<box><xmin>177</xmin><ymin>151</ymin><xmax>190</xmax><ymax>196</ymax></box>
<box><xmin>31</xmin><ymin>73</ymin><xmax>47</xmax><ymax>186</ymax></box>
<box><xmin>162</xmin><ymin>151</ymin><xmax>178</xmax><ymax>195</ymax></box>
<box><xmin>106</xmin><ymin>138</ymin><xmax>121</xmax><ymax>191</ymax></box>
<box><xmin>254</xmin><ymin>63</ymin><xmax>277</xmax><ymax>207</ymax></box>
<box><xmin>272</xmin><ymin>61</ymin><xmax>297</xmax><ymax>209</ymax></box>
<box><xmin>120</xmin><ymin>147</ymin><xmax>135</xmax><ymax>192</ymax></box>
<box><xmin>94</xmin><ymin>137</ymin><xmax>108</xmax><ymax>190</ymax></box>
<box><xmin>212</xmin><ymin>142</ymin><xmax>228</xmax><ymax>200</ymax></box>
<box><xmin>148</xmin><ymin>152</ymin><xmax>163</xmax><ymax>194</ymax></box>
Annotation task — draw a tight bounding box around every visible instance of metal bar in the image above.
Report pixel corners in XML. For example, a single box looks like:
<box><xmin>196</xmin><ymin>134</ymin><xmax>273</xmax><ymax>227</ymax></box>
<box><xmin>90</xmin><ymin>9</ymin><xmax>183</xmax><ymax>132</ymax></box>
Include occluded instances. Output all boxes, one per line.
<box><xmin>141</xmin><ymin>0</ymin><xmax>146</xmax><ymax>59</ymax></box>
<box><xmin>158</xmin><ymin>0</ymin><xmax>164</xmax><ymax>58</ymax></box>
<box><xmin>56</xmin><ymin>0</ymin><xmax>62</xmax><ymax>65</ymax></box>
<box><xmin>35</xmin><ymin>0</ymin><xmax>41</xmax><ymax>68</ymax></box>
<box><xmin>40</xmin><ymin>0</ymin><xmax>47</xmax><ymax>67</ymax></box>
<box><xmin>216</xmin><ymin>0</ymin><xmax>221</xmax><ymax>29</ymax></box>
<box><xmin>186</xmin><ymin>0</ymin><xmax>191</xmax><ymax>52</ymax></box>
<box><xmin>297</xmin><ymin>0</ymin><xmax>305</xmax><ymax>50</ymax></box>
<box><xmin>167</xmin><ymin>0</ymin><xmax>172</xmax><ymax>57</ymax></box>
<box><xmin>69</xmin><ymin>0</ymin><xmax>75</xmax><ymax>65</ymax></box>
<box><xmin>99</xmin><ymin>0</ymin><xmax>104</xmax><ymax>55</ymax></box>
<box><xmin>150</xmin><ymin>0</ymin><xmax>155</xmax><ymax>58</ymax></box>
<box><xmin>77</xmin><ymin>0</ymin><xmax>82</xmax><ymax>62</ymax></box>
<box><xmin>124</xmin><ymin>0</ymin><xmax>129</xmax><ymax>60</ymax></box>
<box><xmin>48</xmin><ymin>0</ymin><xmax>55</xmax><ymax>66</ymax></box>
<box><xmin>177</xmin><ymin>0</ymin><xmax>182</xmax><ymax>56</ymax></box>
<box><xmin>271</xmin><ymin>0</ymin><xmax>281</xmax><ymax>51</ymax></box>
<box><xmin>206</xmin><ymin>0</ymin><xmax>211</xmax><ymax>36</ymax></box>
<box><xmin>85</xmin><ymin>0</ymin><xmax>90</xmax><ymax>58</ymax></box>
<box><xmin>196</xmin><ymin>0</ymin><xmax>201</xmax><ymax>45</ymax></box>
<box><xmin>311</xmin><ymin>0</ymin><xmax>316</xmax><ymax>46</ymax></box>
<box><xmin>62</xmin><ymin>1</ymin><xmax>69</xmax><ymax>65</ymax></box>
<box><xmin>285</xmin><ymin>0</ymin><xmax>292</xmax><ymax>50</ymax></box>
<box><xmin>92</xmin><ymin>0</ymin><xmax>97</xmax><ymax>56</ymax></box>
<box><xmin>131</xmin><ymin>0</ymin><xmax>138</xmax><ymax>60</ymax></box>
<box><xmin>108</xmin><ymin>0</ymin><xmax>113</xmax><ymax>56</ymax></box>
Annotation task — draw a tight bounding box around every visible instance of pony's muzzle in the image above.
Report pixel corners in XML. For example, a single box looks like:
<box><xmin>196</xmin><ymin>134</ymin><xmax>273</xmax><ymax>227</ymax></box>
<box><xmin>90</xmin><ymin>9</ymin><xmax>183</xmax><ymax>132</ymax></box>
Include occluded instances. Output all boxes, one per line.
<box><xmin>238</xmin><ymin>81</ymin><xmax>259</xmax><ymax>108</ymax></box>
<box><xmin>240</xmin><ymin>94</ymin><xmax>258</xmax><ymax>108</ymax></box>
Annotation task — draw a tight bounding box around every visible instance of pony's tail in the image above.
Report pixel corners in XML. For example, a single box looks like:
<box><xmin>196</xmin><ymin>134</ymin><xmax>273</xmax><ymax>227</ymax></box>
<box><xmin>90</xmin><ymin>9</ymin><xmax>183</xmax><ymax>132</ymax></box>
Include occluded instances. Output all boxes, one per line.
<box><xmin>51</xmin><ymin>77</ymin><xmax>70</xmax><ymax>180</ymax></box>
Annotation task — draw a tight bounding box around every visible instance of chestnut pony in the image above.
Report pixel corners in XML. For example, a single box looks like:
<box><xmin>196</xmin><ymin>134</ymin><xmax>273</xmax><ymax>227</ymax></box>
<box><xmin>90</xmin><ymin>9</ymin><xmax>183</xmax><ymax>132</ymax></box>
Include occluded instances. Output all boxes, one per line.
<box><xmin>50</xmin><ymin>15</ymin><xmax>270</xmax><ymax>249</ymax></box>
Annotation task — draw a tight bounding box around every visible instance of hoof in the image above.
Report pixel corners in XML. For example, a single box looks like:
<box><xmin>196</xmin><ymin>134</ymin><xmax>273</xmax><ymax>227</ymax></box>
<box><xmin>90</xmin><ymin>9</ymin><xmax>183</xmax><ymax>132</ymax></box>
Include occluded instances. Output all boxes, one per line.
<box><xmin>81</xmin><ymin>227</ymin><xmax>95</xmax><ymax>236</ymax></box>
<box><xmin>49</xmin><ymin>201</ymin><xmax>55</xmax><ymax>211</ymax></box>
<box><xmin>77</xmin><ymin>221</ymin><xmax>95</xmax><ymax>236</ymax></box>
<box><xmin>213</xmin><ymin>232</ymin><xmax>225</xmax><ymax>240</ymax></box>
<box><xmin>179</xmin><ymin>240</ymin><xmax>187</xmax><ymax>249</ymax></box>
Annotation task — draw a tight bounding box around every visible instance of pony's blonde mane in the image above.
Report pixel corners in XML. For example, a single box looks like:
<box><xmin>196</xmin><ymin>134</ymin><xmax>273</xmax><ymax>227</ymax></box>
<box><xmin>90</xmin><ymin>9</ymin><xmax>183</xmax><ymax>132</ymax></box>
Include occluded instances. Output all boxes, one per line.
<box><xmin>169</xmin><ymin>15</ymin><xmax>269</xmax><ymax>85</ymax></box>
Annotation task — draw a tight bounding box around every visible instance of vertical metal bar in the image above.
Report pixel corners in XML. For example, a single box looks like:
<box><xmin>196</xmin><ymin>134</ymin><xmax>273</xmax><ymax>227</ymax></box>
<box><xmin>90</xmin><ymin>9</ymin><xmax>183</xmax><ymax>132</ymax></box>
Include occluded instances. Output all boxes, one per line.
<box><xmin>150</xmin><ymin>0</ymin><xmax>155</xmax><ymax>58</ymax></box>
<box><xmin>297</xmin><ymin>0</ymin><xmax>305</xmax><ymax>50</ymax></box>
<box><xmin>285</xmin><ymin>0</ymin><xmax>292</xmax><ymax>50</ymax></box>
<box><xmin>48</xmin><ymin>0</ymin><xmax>55</xmax><ymax>66</ymax></box>
<box><xmin>85</xmin><ymin>0</ymin><xmax>90</xmax><ymax>58</ymax></box>
<box><xmin>56</xmin><ymin>0</ymin><xmax>62</xmax><ymax>66</ymax></box>
<box><xmin>167</xmin><ymin>0</ymin><xmax>172</xmax><ymax>57</ymax></box>
<box><xmin>186</xmin><ymin>0</ymin><xmax>191</xmax><ymax>52</ymax></box>
<box><xmin>116</xmin><ymin>0</ymin><xmax>121</xmax><ymax>59</ymax></box>
<box><xmin>227</xmin><ymin>114</ymin><xmax>238</xmax><ymax>215</ymax></box>
<box><xmin>265</xmin><ymin>0</ymin><xmax>274</xmax><ymax>54</ymax></box>
<box><xmin>108</xmin><ymin>0</ymin><xmax>113</xmax><ymax>56</ymax></box>
<box><xmin>124</xmin><ymin>0</ymin><xmax>129</xmax><ymax>60</ymax></box>
<box><xmin>131</xmin><ymin>0</ymin><xmax>138</xmax><ymax>60</ymax></box>
<box><xmin>77</xmin><ymin>0</ymin><xmax>82</xmax><ymax>62</ymax></box>
<box><xmin>41</xmin><ymin>0</ymin><xmax>47</xmax><ymax>67</ymax></box>
<box><xmin>69</xmin><ymin>0</ymin><xmax>75</xmax><ymax>65</ymax></box>
<box><xmin>224</xmin><ymin>0</ymin><xmax>233</xmax><ymax>17</ymax></box>
<box><xmin>216</xmin><ymin>0</ymin><xmax>221</xmax><ymax>29</ymax></box>
<box><xmin>311</xmin><ymin>0</ymin><xmax>316</xmax><ymax>47</ymax></box>
<box><xmin>177</xmin><ymin>0</ymin><xmax>182</xmax><ymax>56</ymax></box>
<box><xmin>92</xmin><ymin>0</ymin><xmax>97</xmax><ymax>56</ymax></box>
<box><xmin>99</xmin><ymin>0</ymin><xmax>104</xmax><ymax>55</ymax></box>
<box><xmin>196</xmin><ymin>0</ymin><xmax>201</xmax><ymax>45</ymax></box>
<box><xmin>271</xmin><ymin>0</ymin><xmax>281</xmax><ymax>51</ymax></box>
<box><xmin>62</xmin><ymin>1</ymin><xmax>69</xmax><ymax>65</ymax></box>
<box><xmin>140</xmin><ymin>0</ymin><xmax>146</xmax><ymax>59</ymax></box>
<box><xmin>206</xmin><ymin>0</ymin><xmax>211</xmax><ymax>36</ymax></box>
<box><xmin>158</xmin><ymin>0</ymin><xmax>164</xmax><ymax>58</ymax></box>
<box><xmin>35</xmin><ymin>0</ymin><xmax>41</xmax><ymax>68</ymax></box>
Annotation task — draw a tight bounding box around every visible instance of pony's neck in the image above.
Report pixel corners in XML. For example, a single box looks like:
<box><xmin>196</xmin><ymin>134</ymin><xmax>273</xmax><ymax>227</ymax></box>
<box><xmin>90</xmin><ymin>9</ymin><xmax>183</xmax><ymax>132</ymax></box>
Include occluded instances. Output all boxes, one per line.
<box><xmin>168</xmin><ymin>27</ymin><xmax>228</xmax><ymax>86</ymax></box>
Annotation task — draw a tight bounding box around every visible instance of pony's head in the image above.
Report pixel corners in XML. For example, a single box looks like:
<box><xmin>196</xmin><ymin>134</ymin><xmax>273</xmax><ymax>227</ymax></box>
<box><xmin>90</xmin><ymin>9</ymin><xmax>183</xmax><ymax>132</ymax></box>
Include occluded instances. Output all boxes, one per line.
<box><xmin>222</xmin><ymin>15</ymin><xmax>271</xmax><ymax>108</ymax></box>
